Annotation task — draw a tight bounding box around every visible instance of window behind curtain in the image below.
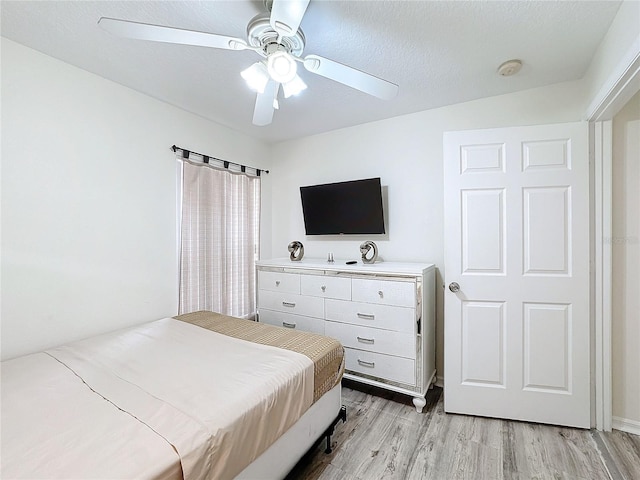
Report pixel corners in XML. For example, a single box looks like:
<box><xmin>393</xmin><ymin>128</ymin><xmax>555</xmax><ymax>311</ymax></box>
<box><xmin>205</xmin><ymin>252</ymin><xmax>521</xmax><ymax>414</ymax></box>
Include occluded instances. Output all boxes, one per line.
<box><xmin>179</xmin><ymin>162</ymin><xmax>260</xmax><ymax>318</ymax></box>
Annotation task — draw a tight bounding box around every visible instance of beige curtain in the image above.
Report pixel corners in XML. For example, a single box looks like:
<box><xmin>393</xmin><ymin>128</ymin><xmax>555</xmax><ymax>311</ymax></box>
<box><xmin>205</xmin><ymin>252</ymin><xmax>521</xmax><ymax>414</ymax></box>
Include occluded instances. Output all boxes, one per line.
<box><xmin>179</xmin><ymin>162</ymin><xmax>261</xmax><ymax>318</ymax></box>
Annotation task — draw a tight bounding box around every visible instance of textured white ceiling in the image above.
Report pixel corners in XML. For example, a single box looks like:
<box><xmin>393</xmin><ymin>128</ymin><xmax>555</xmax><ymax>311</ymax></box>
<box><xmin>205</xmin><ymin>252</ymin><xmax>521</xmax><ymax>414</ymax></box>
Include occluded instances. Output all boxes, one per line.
<box><xmin>1</xmin><ymin>1</ymin><xmax>622</xmax><ymax>143</ymax></box>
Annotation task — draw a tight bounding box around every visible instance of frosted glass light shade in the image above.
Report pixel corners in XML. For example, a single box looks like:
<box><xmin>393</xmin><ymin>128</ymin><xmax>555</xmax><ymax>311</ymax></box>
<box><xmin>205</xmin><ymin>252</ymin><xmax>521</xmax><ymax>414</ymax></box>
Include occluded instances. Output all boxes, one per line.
<box><xmin>282</xmin><ymin>75</ymin><xmax>307</xmax><ymax>98</ymax></box>
<box><xmin>267</xmin><ymin>51</ymin><xmax>297</xmax><ymax>84</ymax></box>
<box><xmin>241</xmin><ymin>62</ymin><xmax>270</xmax><ymax>93</ymax></box>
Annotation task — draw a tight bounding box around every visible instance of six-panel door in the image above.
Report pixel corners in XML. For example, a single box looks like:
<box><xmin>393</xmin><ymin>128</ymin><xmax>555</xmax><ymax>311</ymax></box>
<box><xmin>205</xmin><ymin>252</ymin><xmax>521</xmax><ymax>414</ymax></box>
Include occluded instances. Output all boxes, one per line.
<box><xmin>444</xmin><ymin>122</ymin><xmax>590</xmax><ymax>428</ymax></box>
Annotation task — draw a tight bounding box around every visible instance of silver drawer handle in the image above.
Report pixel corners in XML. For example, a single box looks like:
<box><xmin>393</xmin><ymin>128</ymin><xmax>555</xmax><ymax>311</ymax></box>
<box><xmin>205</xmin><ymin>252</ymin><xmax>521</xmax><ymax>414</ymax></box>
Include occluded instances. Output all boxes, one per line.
<box><xmin>282</xmin><ymin>301</ymin><xmax>296</xmax><ymax>307</ymax></box>
<box><xmin>282</xmin><ymin>322</ymin><xmax>296</xmax><ymax>329</ymax></box>
<box><xmin>321</xmin><ymin>286</ymin><xmax>326</xmax><ymax>292</ymax></box>
<box><xmin>357</xmin><ymin>313</ymin><xmax>375</xmax><ymax>320</ymax></box>
<box><xmin>357</xmin><ymin>359</ymin><xmax>375</xmax><ymax>368</ymax></box>
<box><xmin>276</xmin><ymin>280</ymin><xmax>280</xmax><ymax>286</ymax></box>
<box><xmin>378</xmin><ymin>290</ymin><xmax>384</xmax><ymax>298</ymax></box>
<box><xmin>357</xmin><ymin>336</ymin><xmax>375</xmax><ymax>344</ymax></box>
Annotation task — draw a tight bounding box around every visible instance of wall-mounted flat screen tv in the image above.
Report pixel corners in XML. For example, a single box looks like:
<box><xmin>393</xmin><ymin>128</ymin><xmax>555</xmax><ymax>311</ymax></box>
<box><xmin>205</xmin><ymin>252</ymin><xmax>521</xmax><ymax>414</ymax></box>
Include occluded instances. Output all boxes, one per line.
<box><xmin>300</xmin><ymin>177</ymin><xmax>385</xmax><ymax>235</ymax></box>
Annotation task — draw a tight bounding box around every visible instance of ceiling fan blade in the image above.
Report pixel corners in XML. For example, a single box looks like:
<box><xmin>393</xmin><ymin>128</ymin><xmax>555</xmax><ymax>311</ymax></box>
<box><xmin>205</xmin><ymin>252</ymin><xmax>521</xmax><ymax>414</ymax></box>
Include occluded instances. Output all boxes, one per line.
<box><xmin>303</xmin><ymin>54</ymin><xmax>398</xmax><ymax>100</ymax></box>
<box><xmin>253</xmin><ymin>81</ymin><xmax>279</xmax><ymax>126</ymax></box>
<box><xmin>98</xmin><ymin>17</ymin><xmax>249</xmax><ymax>51</ymax></box>
<box><xmin>269</xmin><ymin>0</ymin><xmax>310</xmax><ymax>37</ymax></box>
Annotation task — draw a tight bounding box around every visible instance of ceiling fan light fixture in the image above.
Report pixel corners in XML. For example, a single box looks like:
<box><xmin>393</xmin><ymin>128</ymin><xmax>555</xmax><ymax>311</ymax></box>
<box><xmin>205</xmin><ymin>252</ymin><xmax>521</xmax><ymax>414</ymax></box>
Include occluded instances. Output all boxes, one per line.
<box><xmin>282</xmin><ymin>74</ymin><xmax>307</xmax><ymax>98</ymax></box>
<box><xmin>241</xmin><ymin>62</ymin><xmax>270</xmax><ymax>93</ymax></box>
<box><xmin>101</xmin><ymin>1</ymin><xmax>398</xmax><ymax>127</ymax></box>
<box><xmin>267</xmin><ymin>51</ymin><xmax>297</xmax><ymax>83</ymax></box>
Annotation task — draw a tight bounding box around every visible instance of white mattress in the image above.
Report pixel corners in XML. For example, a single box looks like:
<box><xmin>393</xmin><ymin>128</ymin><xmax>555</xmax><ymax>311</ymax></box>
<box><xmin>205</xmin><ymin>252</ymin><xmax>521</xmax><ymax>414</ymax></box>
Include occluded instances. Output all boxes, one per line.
<box><xmin>1</xmin><ymin>318</ymin><xmax>315</xmax><ymax>480</ymax></box>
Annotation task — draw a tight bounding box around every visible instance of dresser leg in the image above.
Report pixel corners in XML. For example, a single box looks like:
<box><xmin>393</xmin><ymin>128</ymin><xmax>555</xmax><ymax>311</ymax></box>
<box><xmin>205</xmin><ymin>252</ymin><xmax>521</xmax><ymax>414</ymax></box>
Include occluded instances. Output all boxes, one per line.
<box><xmin>412</xmin><ymin>396</ymin><xmax>427</xmax><ymax>413</ymax></box>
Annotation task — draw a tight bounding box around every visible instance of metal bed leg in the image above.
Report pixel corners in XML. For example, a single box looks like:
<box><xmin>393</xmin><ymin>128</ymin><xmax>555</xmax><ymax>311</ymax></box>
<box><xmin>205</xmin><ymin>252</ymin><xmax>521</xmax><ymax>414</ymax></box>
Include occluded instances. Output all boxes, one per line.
<box><xmin>324</xmin><ymin>406</ymin><xmax>347</xmax><ymax>454</ymax></box>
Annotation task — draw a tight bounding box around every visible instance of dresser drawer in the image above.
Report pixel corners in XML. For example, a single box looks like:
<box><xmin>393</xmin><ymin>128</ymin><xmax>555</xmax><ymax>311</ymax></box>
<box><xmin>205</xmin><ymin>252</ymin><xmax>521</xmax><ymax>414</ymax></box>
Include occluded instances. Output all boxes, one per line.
<box><xmin>344</xmin><ymin>348</ymin><xmax>416</xmax><ymax>385</ymax></box>
<box><xmin>258</xmin><ymin>271</ymin><xmax>300</xmax><ymax>294</ymax></box>
<box><xmin>258</xmin><ymin>290</ymin><xmax>324</xmax><ymax>318</ymax></box>
<box><xmin>258</xmin><ymin>309</ymin><xmax>324</xmax><ymax>335</ymax></box>
<box><xmin>352</xmin><ymin>278</ymin><xmax>415</xmax><ymax>307</ymax></box>
<box><xmin>325</xmin><ymin>299</ymin><xmax>415</xmax><ymax>333</ymax></box>
<box><xmin>325</xmin><ymin>321</ymin><xmax>415</xmax><ymax>359</ymax></box>
<box><xmin>300</xmin><ymin>275</ymin><xmax>351</xmax><ymax>300</ymax></box>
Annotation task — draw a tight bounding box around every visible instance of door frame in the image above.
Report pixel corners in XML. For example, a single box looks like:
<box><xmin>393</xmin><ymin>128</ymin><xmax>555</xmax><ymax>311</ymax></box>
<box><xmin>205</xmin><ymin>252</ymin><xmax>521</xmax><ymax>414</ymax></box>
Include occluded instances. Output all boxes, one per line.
<box><xmin>587</xmin><ymin>35</ymin><xmax>640</xmax><ymax>431</ymax></box>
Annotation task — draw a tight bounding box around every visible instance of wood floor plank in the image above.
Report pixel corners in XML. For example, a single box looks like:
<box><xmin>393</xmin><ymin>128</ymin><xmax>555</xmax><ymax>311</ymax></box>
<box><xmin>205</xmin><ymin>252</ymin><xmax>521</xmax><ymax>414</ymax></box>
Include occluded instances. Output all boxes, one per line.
<box><xmin>287</xmin><ymin>382</ymin><xmax>640</xmax><ymax>480</ymax></box>
<box><xmin>330</xmin><ymin>406</ymin><xmax>412</xmax><ymax>478</ymax></box>
<box><xmin>314</xmin><ymin>464</ymin><xmax>362</xmax><ymax>480</ymax></box>
<box><xmin>508</xmin><ymin>421</ymin><xmax>611</xmax><ymax>480</ymax></box>
<box><xmin>425</xmin><ymin>413</ymin><xmax>503</xmax><ymax>480</ymax></box>
<box><xmin>595</xmin><ymin>429</ymin><xmax>640</xmax><ymax>480</ymax></box>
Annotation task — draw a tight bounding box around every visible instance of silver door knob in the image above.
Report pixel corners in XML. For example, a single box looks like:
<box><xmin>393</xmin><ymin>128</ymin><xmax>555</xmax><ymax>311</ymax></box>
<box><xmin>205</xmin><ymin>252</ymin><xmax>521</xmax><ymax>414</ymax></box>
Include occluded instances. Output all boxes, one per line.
<box><xmin>449</xmin><ymin>282</ymin><xmax>460</xmax><ymax>293</ymax></box>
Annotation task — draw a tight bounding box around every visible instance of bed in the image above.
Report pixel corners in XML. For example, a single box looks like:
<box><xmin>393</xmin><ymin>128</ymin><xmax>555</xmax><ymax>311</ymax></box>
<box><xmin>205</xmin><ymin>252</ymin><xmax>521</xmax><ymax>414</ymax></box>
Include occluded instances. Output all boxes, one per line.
<box><xmin>1</xmin><ymin>311</ymin><xmax>345</xmax><ymax>480</ymax></box>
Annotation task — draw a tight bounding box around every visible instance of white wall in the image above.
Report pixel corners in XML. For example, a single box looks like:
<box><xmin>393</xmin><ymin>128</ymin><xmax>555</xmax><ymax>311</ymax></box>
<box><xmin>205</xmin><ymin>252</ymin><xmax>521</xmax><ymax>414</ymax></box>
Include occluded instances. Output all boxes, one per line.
<box><xmin>269</xmin><ymin>80</ymin><xmax>590</xmax><ymax>380</ymax></box>
<box><xmin>1</xmin><ymin>39</ymin><xmax>272</xmax><ymax>360</ymax></box>
<box><xmin>611</xmin><ymin>90</ymin><xmax>640</xmax><ymax>429</ymax></box>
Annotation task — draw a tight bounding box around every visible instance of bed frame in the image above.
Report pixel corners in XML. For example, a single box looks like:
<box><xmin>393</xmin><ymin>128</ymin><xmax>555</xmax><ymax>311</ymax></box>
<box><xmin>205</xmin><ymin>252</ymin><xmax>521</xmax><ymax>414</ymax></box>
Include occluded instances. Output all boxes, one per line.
<box><xmin>2</xmin><ymin>315</ymin><xmax>346</xmax><ymax>480</ymax></box>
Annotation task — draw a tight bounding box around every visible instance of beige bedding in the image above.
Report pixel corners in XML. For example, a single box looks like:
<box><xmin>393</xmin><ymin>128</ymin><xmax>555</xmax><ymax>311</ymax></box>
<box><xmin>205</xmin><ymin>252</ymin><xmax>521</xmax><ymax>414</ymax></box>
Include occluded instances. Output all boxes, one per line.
<box><xmin>175</xmin><ymin>310</ymin><xmax>345</xmax><ymax>402</ymax></box>
<box><xmin>1</xmin><ymin>317</ymin><xmax>328</xmax><ymax>480</ymax></box>
<box><xmin>1</xmin><ymin>352</ymin><xmax>183</xmax><ymax>480</ymax></box>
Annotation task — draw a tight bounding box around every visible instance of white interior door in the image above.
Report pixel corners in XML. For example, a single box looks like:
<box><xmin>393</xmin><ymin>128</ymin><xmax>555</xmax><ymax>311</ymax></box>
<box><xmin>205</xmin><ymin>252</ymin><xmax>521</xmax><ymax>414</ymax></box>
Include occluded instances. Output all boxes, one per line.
<box><xmin>443</xmin><ymin>122</ymin><xmax>590</xmax><ymax>428</ymax></box>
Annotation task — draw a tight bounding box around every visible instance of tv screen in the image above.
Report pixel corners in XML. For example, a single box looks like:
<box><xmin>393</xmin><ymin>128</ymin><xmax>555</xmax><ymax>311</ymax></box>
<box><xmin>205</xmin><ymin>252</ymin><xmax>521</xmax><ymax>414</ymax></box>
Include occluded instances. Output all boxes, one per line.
<box><xmin>300</xmin><ymin>178</ymin><xmax>385</xmax><ymax>235</ymax></box>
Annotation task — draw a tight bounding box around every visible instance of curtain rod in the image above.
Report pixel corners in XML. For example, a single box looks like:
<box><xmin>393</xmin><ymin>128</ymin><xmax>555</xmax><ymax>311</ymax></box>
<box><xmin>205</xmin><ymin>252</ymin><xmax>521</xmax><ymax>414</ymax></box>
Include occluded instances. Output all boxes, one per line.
<box><xmin>171</xmin><ymin>145</ymin><xmax>269</xmax><ymax>176</ymax></box>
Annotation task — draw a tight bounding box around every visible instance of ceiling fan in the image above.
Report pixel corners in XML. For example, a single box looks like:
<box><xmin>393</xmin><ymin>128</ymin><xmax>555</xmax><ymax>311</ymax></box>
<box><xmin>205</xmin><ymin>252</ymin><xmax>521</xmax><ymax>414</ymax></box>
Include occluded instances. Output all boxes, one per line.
<box><xmin>98</xmin><ymin>0</ymin><xmax>398</xmax><ymax>126</ymax></box>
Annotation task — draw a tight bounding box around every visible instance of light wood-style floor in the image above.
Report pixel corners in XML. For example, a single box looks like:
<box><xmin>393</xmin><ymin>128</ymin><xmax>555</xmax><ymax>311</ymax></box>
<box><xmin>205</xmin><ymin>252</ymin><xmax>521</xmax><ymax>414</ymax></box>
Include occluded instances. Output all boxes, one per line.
<box><xmin>287</xmin><ymin>380</ymin><xmax>640</xmax><ymax>480</ymax></box>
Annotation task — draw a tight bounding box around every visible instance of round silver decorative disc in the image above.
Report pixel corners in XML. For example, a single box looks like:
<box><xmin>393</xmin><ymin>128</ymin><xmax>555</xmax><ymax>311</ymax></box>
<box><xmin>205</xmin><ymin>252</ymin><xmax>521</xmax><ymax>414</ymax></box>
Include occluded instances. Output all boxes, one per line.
<box><xmin>288</xmin><ymin>241</ymin><xmax>304</xmax><ymax>261</ymax></box>
<box><xmin>360</xmin><ymin>241</ymin><xmax>378</xmax><ymax>264</ymax></box>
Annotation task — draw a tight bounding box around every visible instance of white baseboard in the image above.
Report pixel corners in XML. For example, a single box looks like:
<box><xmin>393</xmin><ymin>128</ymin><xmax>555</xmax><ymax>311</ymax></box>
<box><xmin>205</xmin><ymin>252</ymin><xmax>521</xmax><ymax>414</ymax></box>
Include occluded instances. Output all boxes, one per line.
<box><xmin>612</xmin><ymin>416</ymin><xmax>640</xmax><ymax>436</ymax></box>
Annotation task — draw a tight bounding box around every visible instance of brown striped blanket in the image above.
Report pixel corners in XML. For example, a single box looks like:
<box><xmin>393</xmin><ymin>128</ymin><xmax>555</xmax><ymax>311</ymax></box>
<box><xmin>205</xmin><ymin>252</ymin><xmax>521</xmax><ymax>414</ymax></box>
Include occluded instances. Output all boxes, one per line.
<box><xmin>175</xmin><ymin>311</ymin><xmax>345</xmax><ymax>402</ymax></box>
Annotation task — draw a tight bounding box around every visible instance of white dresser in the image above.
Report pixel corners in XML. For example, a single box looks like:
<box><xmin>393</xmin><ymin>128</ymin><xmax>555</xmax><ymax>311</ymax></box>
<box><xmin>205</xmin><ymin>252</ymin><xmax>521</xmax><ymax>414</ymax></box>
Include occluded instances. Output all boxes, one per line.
<box><xmin>256</xmin><ymin>258</ymin><xmax>436</xmax><ymax>412</ymax></box>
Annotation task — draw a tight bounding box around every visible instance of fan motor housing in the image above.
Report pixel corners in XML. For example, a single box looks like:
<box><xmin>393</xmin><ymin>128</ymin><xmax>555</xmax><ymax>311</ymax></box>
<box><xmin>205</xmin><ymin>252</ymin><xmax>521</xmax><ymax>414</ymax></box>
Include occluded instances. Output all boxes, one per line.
<box><xmin>247</xmin><ymin>13</ymin><xmax>305</xmax><ymax>57</ymax></box>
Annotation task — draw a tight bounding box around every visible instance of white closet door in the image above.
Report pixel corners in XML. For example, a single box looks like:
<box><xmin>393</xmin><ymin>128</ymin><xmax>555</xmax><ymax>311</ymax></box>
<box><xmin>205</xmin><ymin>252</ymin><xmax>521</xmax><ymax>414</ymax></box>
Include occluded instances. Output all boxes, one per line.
<box><xmin>443</xmin><ymin>122</ymin><xmax>590</xmax><ymax>428</ymax></box>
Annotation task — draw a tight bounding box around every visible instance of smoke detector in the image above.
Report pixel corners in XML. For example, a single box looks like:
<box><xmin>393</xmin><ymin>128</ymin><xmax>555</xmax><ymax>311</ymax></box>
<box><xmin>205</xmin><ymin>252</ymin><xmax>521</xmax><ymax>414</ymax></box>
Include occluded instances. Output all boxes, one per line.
<box><xmin>497</xmin><ymin>59</ymin><xmax>522</xmax><ymax>77</ymax></box>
